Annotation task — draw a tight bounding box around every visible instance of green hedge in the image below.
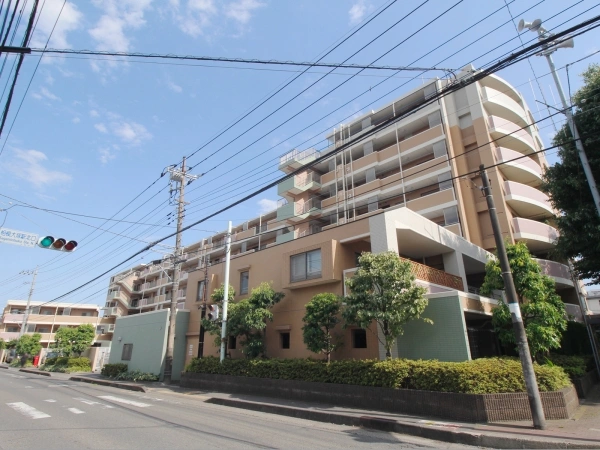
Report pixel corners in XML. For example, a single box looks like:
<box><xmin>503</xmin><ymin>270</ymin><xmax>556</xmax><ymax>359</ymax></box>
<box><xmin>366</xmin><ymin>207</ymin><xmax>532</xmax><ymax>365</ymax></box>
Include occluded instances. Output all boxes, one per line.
<box><xmin>185</xmin><ymin>357</ymin><xmax>571</xmax><ymax>394</ymax></box>
<box><xmin>101</xmin><ymin>363</ymin><xmax>128</xmax><ymax>378</ymax></box>
<box><xmin>546</xmin><ymin>354</ymin><xmax>593</xmax><ymax>379</ymax></box>
<box><xmin>42</xmin><ymin>357</ymin><xmax>91</xmax><ymax>373</ymax></box>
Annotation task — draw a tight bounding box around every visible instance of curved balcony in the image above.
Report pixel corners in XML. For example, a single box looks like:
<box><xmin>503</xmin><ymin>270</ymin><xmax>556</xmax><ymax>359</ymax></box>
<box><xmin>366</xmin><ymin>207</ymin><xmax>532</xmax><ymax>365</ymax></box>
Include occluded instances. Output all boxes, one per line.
<box><xmin>479</xmin><ymin>74</ymin><xmax>523</xmax><ymax>104</ymax></box>
<box><xmin>512</xmin><ymin>217</ymin><xmax>558</xmax><ymax>252</ymax></box>
<box><xmin>481</xmin><ymin>86</ymin><xmax>528</xmax><ymax>127</ymax></box>
<box><xmin>488</xmin><ymin>115</ymin><xmax>536</xmax><ymax>155</ymax></box>
<box><xmin>534</xmin><ymin>258</ymin><xmax>574</xmax><ymax>289</ymax></box>
<box><xmin>496</xmin><ymin>147</ymin><xmax>542</xmax><ymax>186</ymax></box>
<box><xmin>504</xmin><ymin>180</ymin><xmax>553</xmax><ymax>218</ymax></box>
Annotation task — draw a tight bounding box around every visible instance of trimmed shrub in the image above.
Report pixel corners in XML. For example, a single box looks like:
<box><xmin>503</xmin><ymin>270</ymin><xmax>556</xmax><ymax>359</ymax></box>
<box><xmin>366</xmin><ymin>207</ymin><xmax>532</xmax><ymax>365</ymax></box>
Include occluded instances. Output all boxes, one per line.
<box><xmin>41</xmin><ymin>357</ymin><xmax>91</xmax><ymax>373</ymax></box>
<box><xmin>115</xmin><ymin>370</ymin><xmax>159</xmax><ymax>382</ymax></box>
<box><xmin>546</xmin><ymin>354</ymin><xmax>592</xmax><ymax>379</ymax></box>
<box><xmin>101</xmin><ymin>363</ymin><xmax>128</xmax><ymax>378</ymax></box>
<box><xmin>185</xmin><ymin>357</ymin><xmax>571</xmax><ymax>394</ymax></box>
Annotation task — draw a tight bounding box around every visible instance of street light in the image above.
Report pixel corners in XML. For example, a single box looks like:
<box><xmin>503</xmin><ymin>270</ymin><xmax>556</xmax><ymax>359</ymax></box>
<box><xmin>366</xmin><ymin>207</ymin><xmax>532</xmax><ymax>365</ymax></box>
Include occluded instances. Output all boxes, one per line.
<box><xmin>518</xmin><ymin>18</ymin><xmax>600</xmax><ymax>217</ymax></box>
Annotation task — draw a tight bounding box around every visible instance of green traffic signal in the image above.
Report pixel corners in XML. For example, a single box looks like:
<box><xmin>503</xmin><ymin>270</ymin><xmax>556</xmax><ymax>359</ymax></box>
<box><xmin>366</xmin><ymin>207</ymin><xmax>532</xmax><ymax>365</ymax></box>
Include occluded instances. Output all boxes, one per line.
<box><xmin>39</xmin><ymin>236</ymin><xmax>54</xmax><ymax>248</ymax></box>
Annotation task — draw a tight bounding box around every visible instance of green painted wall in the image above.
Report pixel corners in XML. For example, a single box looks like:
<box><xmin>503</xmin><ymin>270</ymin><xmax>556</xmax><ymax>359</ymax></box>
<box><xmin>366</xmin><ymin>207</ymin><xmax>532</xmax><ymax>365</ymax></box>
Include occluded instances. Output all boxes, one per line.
<box><xmin>172</xmin><ymin>311</ymin><xmax>190</xmax><ymax>381</ymax></box>
<box><xmin>396</xmin><ymin>295</ymin><xmax>471</xmax><ymax>362</ymax></box>
<box><xmin>109</xmin><ymin>310</ymin><xmax>169</xmax><ymax>375</ymax></box>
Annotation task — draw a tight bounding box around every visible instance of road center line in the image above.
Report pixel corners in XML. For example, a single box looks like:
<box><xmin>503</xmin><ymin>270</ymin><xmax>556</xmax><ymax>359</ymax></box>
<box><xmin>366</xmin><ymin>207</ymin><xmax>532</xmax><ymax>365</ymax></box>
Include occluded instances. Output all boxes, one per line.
<box><xmin>7</xmin><ymin>402</ymin><xmax>51</xmax><ymax>419</ymax></box>
<box><xmin>98</xmin><ymin>395</ymin><xmax>150</xmax><ymax>408</ymax></box>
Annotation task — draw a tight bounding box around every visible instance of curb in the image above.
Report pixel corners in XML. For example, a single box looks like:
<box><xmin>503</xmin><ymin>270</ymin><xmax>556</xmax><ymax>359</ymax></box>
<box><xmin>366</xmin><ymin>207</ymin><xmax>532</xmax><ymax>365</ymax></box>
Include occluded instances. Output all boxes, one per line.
<box><xmin>19</xmin><ymin>368</ymin><xmax>51</xmax><ymax>376</ymax></box>
<box><xmin>0</xmin><ymin>365</ymin><xmax>9</xmax><ymax>369</ymax></box>
<box><xmin>69</xmin><ymin>376</ymin><xmax>147</xmax><ymax>393</ymax></box>
<box><xmin>206</xmin><ymin>398</ymin><xmax>600</xmax><ymax>450</ymax></box>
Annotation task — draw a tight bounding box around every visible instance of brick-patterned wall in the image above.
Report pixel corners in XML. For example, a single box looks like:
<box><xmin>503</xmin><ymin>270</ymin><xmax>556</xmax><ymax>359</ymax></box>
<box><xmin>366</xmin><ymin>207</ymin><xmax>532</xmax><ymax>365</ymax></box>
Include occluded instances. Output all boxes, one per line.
<box><xmin>180</xmin><ymin>373</ymin><xmax>579</xmax><ymax>422</ymax></box>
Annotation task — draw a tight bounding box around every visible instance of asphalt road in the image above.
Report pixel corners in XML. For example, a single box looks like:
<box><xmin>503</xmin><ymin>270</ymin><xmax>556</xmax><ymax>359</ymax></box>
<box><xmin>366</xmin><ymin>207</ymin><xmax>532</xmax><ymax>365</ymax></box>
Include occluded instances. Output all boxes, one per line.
<box><xmin>0</xmin><ymin>369</ymin><xmax>472</xmax><ymax>449</ymax></box>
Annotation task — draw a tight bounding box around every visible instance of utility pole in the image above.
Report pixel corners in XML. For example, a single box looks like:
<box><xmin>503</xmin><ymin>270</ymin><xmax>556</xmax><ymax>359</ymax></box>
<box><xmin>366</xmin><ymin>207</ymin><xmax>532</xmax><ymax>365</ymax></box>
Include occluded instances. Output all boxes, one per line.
<box><xmin>519</xmin><ymin>19</ymin><xmax>600</xmax><ymax>216</ymax></box>
<box><xmin>163</xmin><ymin>157</ymin><xmax>200</xmax><ymax>383</ymax></box>
<box><xmin>220</xmin><ymin>221</ymin><xmax>232</xmax><ymax>363</ymax></box>
<box><xmin>479</xmin><ymin>165</ymin><xmax>546</xmax><ymax>430</ymax></box>
<box><xmin>197</xmin><ymin>255</ymin><xmax>209</xmax><ymax>358</ymax></box>
<box><xmin>19</xmin><ymin>267</ymin><xmax>38</xmax><ymax>337</ymax></box>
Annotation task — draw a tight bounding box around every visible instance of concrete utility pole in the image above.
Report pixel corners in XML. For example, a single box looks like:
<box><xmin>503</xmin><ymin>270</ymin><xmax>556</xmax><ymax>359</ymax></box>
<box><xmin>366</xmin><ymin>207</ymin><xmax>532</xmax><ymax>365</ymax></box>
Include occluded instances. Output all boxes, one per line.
<box><xmin>519</xmin><ymin>18</ymin><xmax>600</xmax><ymax>217</ymax></box>
<box><xmin>163</xmin><ymin>157</ymin><xmax>200</xmax><ymax>384</ymax></box>
<box><xmin>19</xmin><ymin>266</ymin><xmax>38</xmax><ymax>337</ymax></box>
<box><xmin>479</xmin><ymin>165</ymin><xmax>546</xmax><ymax>430</ymax></box>
<box><xmin>220</xmin><ymin>221</ymin><xmax>232</xmax><ymax>363</ymax></box>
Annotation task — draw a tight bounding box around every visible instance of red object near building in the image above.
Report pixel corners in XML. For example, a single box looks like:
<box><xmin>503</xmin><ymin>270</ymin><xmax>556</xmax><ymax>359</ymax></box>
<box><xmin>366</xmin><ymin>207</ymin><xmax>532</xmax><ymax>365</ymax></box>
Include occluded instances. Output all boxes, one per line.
<box><xmin>32</xmin><ymin>355</ymin><xmax>40</xmax><ymax>366</ymax></box>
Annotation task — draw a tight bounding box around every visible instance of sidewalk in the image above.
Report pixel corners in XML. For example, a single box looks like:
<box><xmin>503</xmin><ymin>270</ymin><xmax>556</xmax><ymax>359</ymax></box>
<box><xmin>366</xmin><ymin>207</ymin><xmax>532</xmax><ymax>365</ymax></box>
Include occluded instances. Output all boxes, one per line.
<box><xmin>13</xmin><ymin>364</ymin><xmax>600</xmax><ymax>449</ymax></box>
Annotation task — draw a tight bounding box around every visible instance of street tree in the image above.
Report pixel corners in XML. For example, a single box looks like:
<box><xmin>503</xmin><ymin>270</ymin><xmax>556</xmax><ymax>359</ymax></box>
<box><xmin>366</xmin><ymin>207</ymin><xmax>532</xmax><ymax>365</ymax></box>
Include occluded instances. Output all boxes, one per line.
<box><xmin>343</xmin><ymin>252</ymin><xmax>429</xmax><ymax>359</ymax></box>
<box><xmin>541</xmin><ymin>64</ymin><xmax>600</xmax><ymax>284</ymax></box>
<box><xmin>203</xmin><ymin>282</ymin><xmax>284</xmax><ymax>358</ymax></box>
<box><xmin>15</xmin><ymin>333</ymin><xmax>42</xmax><ymax>356</ymax></box>
<box><xmin>480</xmin><ymin>242</ymin><xmax>567</xmax><ymax>361</ymax></box>
<box><xmin>52</xmin><ymin>324</ymin><xmax>96</xmax><ymax>357</ymax></box>
<box><xmin>302</xmin><ymin>293</ymin><xmax>343</xmax><ymax>363</ymax></box>
<box><xmin>0</xmin><ymin>338</ymin><xmax>5</xmax><ymax>350</ymax></box>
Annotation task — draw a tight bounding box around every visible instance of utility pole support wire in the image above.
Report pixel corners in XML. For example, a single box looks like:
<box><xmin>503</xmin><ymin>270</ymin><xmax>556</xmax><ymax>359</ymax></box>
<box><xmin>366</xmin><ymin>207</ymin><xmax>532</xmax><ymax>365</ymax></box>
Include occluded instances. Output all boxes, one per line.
<box><xmin>479</xmin><ymin>165</ymin><xmax>546</xmax><ymax>430</ymax></box>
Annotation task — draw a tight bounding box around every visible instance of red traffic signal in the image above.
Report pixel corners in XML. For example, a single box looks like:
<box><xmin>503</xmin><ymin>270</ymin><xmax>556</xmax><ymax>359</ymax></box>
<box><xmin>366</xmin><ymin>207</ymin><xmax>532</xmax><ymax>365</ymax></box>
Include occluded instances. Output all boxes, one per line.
<box><xmin>207</xmin><ymin>304</ymin><xmax>220</xmax><ymax>321</ymax></box>
<box><xmin>38</xmin><ymin>236</ymin><xmax>77</xmax><ymax>252</ymax></box>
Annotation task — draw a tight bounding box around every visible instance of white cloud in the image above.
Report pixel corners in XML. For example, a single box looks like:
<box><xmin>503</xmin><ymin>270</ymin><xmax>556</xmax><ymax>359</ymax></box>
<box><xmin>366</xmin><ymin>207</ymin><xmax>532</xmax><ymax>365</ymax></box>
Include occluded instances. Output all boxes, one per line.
<box><xmin>72</xmin><ymin>117</ymin><xmax>81</xmax><ymax>123</ymax></box>
<box><xmin>32</xmin><ymin>87</ymin><xmax>61</xmax><ymax>101</ymax></box>
<box><xmin>224</xmin><ymin>0</ymin><xmax>265</xmax><ymax>24</ymax></box>
<box><xmin>98</xmin><ymin>148</ymin><xmax>116</xmax><ymax>164</ymax></box>
<box><xmin>170</xmin><ymin>0</ymin><xmax>217</xmax><ymax>37</ymax></box>
<box><xmin>94</xmin><ymin>123</ymin><xmax>108</xmax><ymax>133</ymax></box>
<box><xmin>89</xmin><ymin>0</ymin><xmax>153</xmax><ymax>51</ymax></box>
<box><xmin>112</xmin><ymin>121</ymin><xmax>152</xmax><ymax>145</ymax></box>
<box><xmin>30</xmin><ymin>0</ymin><xmax>83</xmax><ymax>48</ymax></box>
<box><xmin>45</xmin><ymin>73</ymin><xmax>55</xmax><ymax>85</ymax></box>
<box><xmin>90</xmin><ymin>109</ymin><xmax>99</xmax><ymax>117</ymax></box>
<box><xmin>4</xmin><ymin>149</ymin><xmax>72</xmax><ymax>189</ymax></box>
<box><xmin>167</xmin><ymin>80</ymin><xmax>183</xmax><ymax>93</ymax></box>
<box><xmin>348</xmin><ymin>0</ymin><xmax>372</xmax><ymax>25</ymax></box>
<box><xmin>258</xmin><ymin>198</ymin><xmax>277</xmax><ymax>214</ymax></box>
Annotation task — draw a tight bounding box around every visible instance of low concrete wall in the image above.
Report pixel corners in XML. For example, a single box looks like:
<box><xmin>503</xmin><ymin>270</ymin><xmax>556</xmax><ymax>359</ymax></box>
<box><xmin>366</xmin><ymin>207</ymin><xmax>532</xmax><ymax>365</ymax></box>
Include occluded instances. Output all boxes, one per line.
<box><xmin>181</xmin><ymin>372</ymin><xmax>579</xmax><ymax>422</ymax></box>
<box><xmin>573</xmin><ymin>370</ymin><xmax>599</xmax><ymax>399</ymax></box>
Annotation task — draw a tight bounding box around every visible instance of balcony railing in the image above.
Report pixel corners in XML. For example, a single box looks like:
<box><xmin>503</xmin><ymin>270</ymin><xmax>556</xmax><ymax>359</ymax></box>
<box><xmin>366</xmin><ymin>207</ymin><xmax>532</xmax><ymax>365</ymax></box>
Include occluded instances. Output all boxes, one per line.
<box><xmin>296</xmin><ymin>171</ymin><xmax>321</xmax><ymax>188</ymax></box>
<box><xmin>295</xmin><ymin>198</ymin><xmax>321</xmax><ymax>215</ymax></box>
<box><xmin>277</xmin><ymin>198</ymin><xmax>288</xmax><ymax>208</ymax></box>
<box><xmin>279</xmin><ymin>148</ymin><xmax>319</xmax><ymax>166</ymax></box>
<box><xmin>401</xmin><ymin>257</ymin><xmax>464</xmax><ymax>291</ymax></box>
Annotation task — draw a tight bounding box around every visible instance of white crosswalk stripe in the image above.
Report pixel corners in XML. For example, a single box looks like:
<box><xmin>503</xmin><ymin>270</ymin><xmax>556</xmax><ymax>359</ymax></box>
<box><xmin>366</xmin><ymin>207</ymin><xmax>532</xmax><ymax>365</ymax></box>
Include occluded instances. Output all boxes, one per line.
<box><xmin>44</xmin><ymin>399</ymin><xmax>57</xmax><ymax>403</ymax></box>
<box><xmin>73</xmin><ymin>397</ymin><xmax>114</xmax><ymax>409</ymax></box>
<box><xmin>68</xmin><ymin>408</ymin><xmax>85</xmax><ymax>414</ymax></box>
<box><xmin>6</xmin><ymin>402</ymin><xmax>50</xmax><ymax>419</ymax></box>
<box><xmin>98</xmin><ymin>395</ymin><xmax>151</xmax><ymax>408</ymax></box>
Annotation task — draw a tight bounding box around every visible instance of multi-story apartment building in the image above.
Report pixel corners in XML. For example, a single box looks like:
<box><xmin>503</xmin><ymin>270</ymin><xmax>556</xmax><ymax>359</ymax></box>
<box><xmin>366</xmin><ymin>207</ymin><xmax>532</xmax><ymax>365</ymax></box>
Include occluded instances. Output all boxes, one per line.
<box><xmin>0</xmin><ymin>300</ymin><xmax>114</xmax><ymax>348</ymax></box>
<box><xmin>105</xmin><ymin>66</ymin><xmax>585</xmax><ymax>370</ymax></box>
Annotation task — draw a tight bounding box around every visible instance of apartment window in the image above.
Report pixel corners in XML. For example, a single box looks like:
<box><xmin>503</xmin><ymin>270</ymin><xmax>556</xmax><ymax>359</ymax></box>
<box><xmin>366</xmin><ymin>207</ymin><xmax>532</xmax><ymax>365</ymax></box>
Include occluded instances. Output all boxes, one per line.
<box><xmin>438</xmin><ymin>172</ymin><xmax>452</xmax><ymax>191</ymax></box>
<box><xmin>290</xmin><ymin>249</ymin><xmax>322</xmax><ymax>282</ymax></box>
<box><xmin>280</xmin><ymin>332</ymin><xmax>290</xmax><ymax>349</ymax></box>
<box><xmin>240</xmin><ymin>271</ymin><xmax>249</xmax><ymax>295</ymax></box>
<box><xmin>228</xmin><ymin>336</ymin><xmax>237</xmax><ymax>350</ymax></box>
<box><xmin>121</xmin><ymin>344</ymin><xmax>133</xmax><ymax>361</ymax></box>
<box><xmin>443</xmin><ymin>206</ymin><xmax>460</xmax><ymax>226</ymax></box>
<box><xmin>62</xmin><ymin>308</ymin><xmax>71</xmax><ymax>316</ymax></box>
<box><xmin>352</xmin><ymin>329</ymin><xmax>367</xmax><ymax>349</ymax></box>
<box><xmin>197</xmin><ymin>280</ymin><xmax>206</xmax><ymax>302</ymax></box>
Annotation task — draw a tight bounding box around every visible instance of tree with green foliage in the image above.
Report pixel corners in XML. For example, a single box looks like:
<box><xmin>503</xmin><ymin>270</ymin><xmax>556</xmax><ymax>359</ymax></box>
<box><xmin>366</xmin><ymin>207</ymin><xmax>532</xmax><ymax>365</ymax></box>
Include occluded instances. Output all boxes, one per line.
<box><xmin>52</xmin><ymin>324</ymin><xmax>96</xmax><ymax>357</ymax></box>
<box><xmin>343</xmin><ymin>252</ymin><xmax>430</xmax><ymax>359</ymax></box>
<box><xmin>15</xmin><ymin>333</ymin><xmax>42</xmax><ymax>356</ymax></box>
<box><xmin>6</xmin><ymin>339</ymin><xmax>17</xmax><ymax>349</ymax></box>
<box><xmin>302</xmin><ymin>293</ymin><xmax>343</xmax><ymax>363</ymax></box>
<box><xmin>541</xmin><ymin>64</ymin><xmax>600</xmax><ymax>284</ymax></box>
<box><xmin>480</xmin><ymin>242</ymin><xmax>567</xmax><ymax>361</ymax></box>
<box><xmin>0</xmin><ymin>338</ymin><xmax>5</xmax><ymax>350</ymax></box>
<box><xmin>202</xmin><ymin>282</ymin><xmax>284</xmax><ymax>358</ymax></box>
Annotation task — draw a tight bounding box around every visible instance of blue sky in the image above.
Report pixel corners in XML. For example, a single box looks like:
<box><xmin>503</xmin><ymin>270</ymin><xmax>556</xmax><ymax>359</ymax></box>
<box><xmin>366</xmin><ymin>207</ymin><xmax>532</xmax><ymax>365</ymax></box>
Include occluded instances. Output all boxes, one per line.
<box><xmin>0</xmin><ymin>0</ymin><xmax>598</xmax><ymax>308</ymax></box>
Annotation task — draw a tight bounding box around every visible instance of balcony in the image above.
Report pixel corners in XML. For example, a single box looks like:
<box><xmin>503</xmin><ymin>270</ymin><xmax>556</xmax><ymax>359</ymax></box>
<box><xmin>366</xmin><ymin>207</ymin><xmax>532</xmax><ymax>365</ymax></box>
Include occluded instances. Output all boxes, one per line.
<box><xmin>0</xmin><ymin>331</ymin><xmax>19</xmax><ymax>341</ymax></box>
<box><xmin>564</xmin><ymin>304</ymin><xmax>583</xmax><ymax>323</ymax></box>
<box><xmin>534</xmin><ymin>259</ymin><xmax>574</xmax><ymax>289</ymax></box>
<box><xmin>401</xmin><ymin>257</ymin><xmax>464</xmax><ymax>291</ymax></box>
<box><xmin>139</xmin><ymin>277</ymin><xmax>169</xmax><ymax>292</ymax></box>
<box><xmin>277</xmin><ymin>172</ymin><xmax>321</xmax><ymax>196</ymax></box>
<box><xmin>102</xmin><ymin>307</ymin><xmax>121</xmax><ymax>318</ymax></box>
<box><xmin>504</xmin><ymin>180</ymin><xmax>553</xmax><ymax>218</ymax></box>
<box><xmin>481</xmin><ymin>86</ymin><xmax>528</xmax><ymax>127</ymax></box>
<box><xmin>1</xmin><ymin>313</ymin><xmax>25</xmax><ymax>324</ymax></box>
<box><xmin>278</xmin><ymin>148</ymin><xmax>319</xmax><ymax>171</ymax></box>
<box><xmin>276</xmin><ymin>200</ymin><xmax>294</xmax><ymax>221</ymax></box>
<box><xmin>176</xmin><ymin>289</ymin><xmax>186</xmax><ymax>300</ymax></box>
<box><xmin>488</xmin><ymin>115</ymin><xmax>536</xmax><ymax>155</ymax></box>
<box><xmin>406</xmin><ymin>188</ymin><xmax>454</xmax><ymax>214</ymax></box>
<box><xmin>291</xmin><ymin>198</ymin><xmax>322</xmax><ymax>222</ymax></box>
<box><xmin>496</xmin><ymin>147</ymin><xmax>542</xmax><ymax>186</ymax></box>
<box><xmin>512</xmin><ymin>217</ymin><xmax>558</xmax><ymax>252</ymax></box>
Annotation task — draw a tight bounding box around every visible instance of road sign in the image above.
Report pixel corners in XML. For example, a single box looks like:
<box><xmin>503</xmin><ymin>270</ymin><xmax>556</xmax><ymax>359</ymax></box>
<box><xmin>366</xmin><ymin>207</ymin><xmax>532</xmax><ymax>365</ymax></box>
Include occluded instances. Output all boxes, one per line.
<box><xmin>0</xmin><ymin>228</ymin><xmax>38</xmax><ymax>248</ymax></box>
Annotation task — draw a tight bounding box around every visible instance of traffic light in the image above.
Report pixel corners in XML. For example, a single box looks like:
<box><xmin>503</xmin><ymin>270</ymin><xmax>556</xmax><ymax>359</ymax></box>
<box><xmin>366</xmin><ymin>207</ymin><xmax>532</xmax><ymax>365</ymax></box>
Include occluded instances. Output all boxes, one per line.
<box><xmin>207</xmin><ymin>304</ymin><xmax>220</xmax><ymax>321</ymax></box>
<box><xmin>37</xmin><ymin>236</ymin><xmax>78</xmax><ymax>252</ymax></box>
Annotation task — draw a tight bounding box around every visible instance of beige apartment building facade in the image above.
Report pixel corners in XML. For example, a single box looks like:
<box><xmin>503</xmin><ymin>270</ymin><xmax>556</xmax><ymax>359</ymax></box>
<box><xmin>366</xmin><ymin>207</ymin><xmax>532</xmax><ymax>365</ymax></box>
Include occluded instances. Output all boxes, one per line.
<box><xmin>104</xmin><ymin>66</ymin><xmax>585</xmax><ymax>368</ymax></box>
<box><xmin>0</xmin><ymin>300</ymin><xmax>114</xmax><ymax>348</ymax></box>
